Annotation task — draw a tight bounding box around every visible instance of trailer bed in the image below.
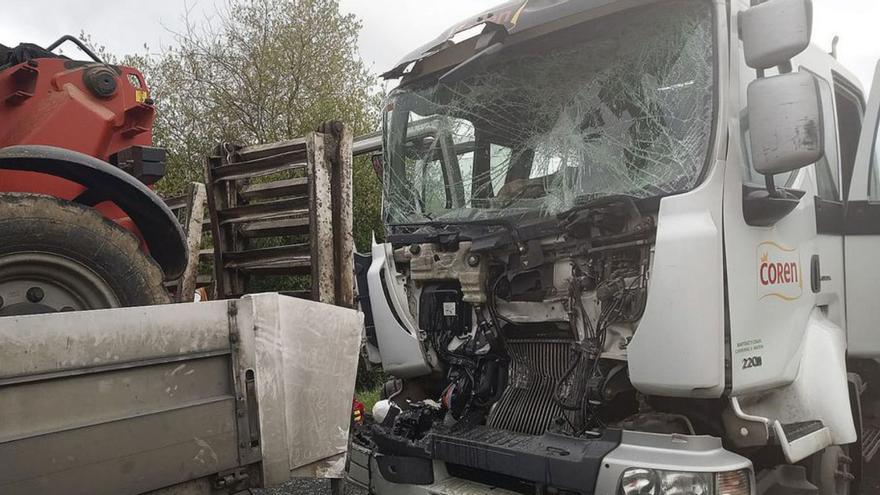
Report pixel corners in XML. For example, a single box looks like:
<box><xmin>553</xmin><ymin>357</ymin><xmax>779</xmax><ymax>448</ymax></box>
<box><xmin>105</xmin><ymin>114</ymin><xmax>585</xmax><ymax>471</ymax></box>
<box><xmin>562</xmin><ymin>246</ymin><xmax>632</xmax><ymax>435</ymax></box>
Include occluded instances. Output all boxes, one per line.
<box><xmin>0</xmin><ymin>294</ymin><xmax>362</xmax><ymax>495</ymax></box>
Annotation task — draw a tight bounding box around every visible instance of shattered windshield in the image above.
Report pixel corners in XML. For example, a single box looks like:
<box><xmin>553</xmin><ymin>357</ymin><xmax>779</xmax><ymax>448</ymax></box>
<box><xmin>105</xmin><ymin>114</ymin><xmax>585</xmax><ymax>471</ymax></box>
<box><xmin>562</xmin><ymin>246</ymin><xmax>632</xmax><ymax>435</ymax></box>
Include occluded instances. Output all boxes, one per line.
<box><xmin>383</xmin><ymin>0</ymin><xmax>715</xmax><ymax>226</ymax></box>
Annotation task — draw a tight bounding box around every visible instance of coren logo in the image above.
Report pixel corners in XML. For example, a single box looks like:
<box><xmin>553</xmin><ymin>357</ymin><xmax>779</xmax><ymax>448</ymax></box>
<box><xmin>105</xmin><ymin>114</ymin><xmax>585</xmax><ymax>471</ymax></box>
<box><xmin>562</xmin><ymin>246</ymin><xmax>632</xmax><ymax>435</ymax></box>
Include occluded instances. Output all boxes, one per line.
<box><xmin>757</xmin><ymin>242</ymin><xmax>803</xmax><ymax>301</ymax></box>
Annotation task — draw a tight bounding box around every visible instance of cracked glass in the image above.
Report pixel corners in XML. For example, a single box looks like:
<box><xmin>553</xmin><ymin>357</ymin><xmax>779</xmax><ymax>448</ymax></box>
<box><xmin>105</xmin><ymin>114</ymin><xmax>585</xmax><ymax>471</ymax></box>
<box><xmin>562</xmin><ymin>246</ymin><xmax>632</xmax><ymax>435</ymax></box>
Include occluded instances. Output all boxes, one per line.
<box><xmin>383</xmin><ymin>0</ymin><xmax>715</xmax><ymax>226</ymax></box>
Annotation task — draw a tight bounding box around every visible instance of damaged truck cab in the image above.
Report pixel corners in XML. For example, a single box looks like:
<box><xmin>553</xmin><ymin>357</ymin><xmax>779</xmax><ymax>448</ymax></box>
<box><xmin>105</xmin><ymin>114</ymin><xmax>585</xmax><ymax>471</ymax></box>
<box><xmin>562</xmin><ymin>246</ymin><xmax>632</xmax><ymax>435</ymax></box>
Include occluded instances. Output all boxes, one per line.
<box><xmin>351</xmin><ymin>0</ymin><xmax>880</xmax><ymax>493</ymax></box>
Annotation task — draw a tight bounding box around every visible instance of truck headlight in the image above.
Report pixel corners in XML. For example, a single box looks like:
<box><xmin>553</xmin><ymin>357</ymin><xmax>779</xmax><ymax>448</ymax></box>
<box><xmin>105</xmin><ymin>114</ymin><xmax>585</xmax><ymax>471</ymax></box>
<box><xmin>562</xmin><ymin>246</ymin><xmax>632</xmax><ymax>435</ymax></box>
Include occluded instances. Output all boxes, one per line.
<box><xmin>620</xmin><ymin>468</ymin><xmax>750</xmax><ymax>495</ymax></box>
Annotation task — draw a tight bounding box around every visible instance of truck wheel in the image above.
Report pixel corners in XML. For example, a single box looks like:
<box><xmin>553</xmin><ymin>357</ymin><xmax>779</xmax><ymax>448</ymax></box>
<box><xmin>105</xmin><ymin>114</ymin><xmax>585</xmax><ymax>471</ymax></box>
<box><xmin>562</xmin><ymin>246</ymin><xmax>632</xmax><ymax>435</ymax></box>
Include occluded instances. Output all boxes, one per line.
<box><xmin>812</xmin><ymin>445</ymin><xmax>855</xmax><ymax>495</ymax></box>
<box><xmin>0</xmin><ymin>193</ymin><xmax>170</xmax><ymax>316</ymax></box>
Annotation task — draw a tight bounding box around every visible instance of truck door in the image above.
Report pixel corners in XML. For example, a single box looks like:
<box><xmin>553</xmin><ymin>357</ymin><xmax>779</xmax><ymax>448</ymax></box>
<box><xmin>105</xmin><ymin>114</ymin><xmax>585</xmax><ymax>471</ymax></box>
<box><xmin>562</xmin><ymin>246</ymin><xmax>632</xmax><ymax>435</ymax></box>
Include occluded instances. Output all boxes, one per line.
<box><xmin>725</xmin><ymin>58</ymin><xmax>845</xmax><ymax>395</ymax></box>
<box><xmin>844</xmin><ymin>62</ymin><xmax>880</xmax><ymax>357</ymax></box>
<box><xmin>812</xmin><ymin>69</ymin><xmax>849</xmax><ymax>332</ymax></box>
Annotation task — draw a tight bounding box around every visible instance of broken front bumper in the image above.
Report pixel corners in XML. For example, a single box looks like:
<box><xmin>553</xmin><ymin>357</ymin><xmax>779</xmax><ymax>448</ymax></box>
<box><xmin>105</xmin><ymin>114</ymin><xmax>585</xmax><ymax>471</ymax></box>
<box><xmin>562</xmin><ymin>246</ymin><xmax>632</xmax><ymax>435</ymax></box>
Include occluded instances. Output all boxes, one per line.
<box><xmin>348</xmin><ymin>429</ymin><xmax>754</xmax><ymax>494</ymax></box>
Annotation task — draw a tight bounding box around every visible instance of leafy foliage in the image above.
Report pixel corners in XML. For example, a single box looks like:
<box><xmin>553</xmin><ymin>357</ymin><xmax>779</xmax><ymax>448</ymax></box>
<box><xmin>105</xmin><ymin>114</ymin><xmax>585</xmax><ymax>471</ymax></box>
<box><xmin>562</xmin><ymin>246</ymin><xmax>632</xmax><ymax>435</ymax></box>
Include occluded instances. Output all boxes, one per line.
<box><xmin>88</xmin><ymin>0</ymin><xmax>385</xmax><ymax>251</ymax></box>
<box><xmin>78</xmin><ymin>0</ymin><xmax>388</xmax><ymax>392</ymax></box>
<box><xmin>352</xmin><ymin>155</ymin><xmax>384</xmax><ymax>250</ymax></box>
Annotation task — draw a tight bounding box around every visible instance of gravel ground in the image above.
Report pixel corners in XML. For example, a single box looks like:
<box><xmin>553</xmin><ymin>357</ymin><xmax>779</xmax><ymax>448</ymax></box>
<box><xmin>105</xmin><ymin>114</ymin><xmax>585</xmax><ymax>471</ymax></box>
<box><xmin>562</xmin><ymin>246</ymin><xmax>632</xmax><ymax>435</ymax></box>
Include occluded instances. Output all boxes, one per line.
<box><xmin>259</xmin><ymin>479</ymin><xmax>367</xmax><ymax>495</ymax></box>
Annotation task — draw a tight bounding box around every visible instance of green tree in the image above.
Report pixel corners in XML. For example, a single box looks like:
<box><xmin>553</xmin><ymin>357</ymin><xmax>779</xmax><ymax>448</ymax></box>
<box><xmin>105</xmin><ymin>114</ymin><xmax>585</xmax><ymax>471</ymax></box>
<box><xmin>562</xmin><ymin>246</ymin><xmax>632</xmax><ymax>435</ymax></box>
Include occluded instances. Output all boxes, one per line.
<box><xmin>129</xmin><ymin>0</ymin><xmax>384</xmax><ymax>250</ymax></box>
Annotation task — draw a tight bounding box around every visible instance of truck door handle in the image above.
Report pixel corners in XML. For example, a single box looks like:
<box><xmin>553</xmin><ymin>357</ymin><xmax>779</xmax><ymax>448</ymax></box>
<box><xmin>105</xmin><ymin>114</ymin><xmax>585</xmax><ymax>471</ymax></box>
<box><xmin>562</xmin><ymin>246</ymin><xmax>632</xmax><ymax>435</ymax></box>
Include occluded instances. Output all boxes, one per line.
<box><xmin>811</xmin><ymin>255</ymin><xmax>821</xmax><ymax>293</ymax></box>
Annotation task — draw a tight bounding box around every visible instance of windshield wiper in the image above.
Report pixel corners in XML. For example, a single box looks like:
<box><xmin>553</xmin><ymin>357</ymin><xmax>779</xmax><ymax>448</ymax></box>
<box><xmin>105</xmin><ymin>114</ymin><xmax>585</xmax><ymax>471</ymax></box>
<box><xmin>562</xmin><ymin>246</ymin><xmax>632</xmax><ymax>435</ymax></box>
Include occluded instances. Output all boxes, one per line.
<box><xmin>391</xmin><ymin>217</ymin><xmax>526</xmax><ymax>253</ymax></box>
<box><xmin>558</xmin><ymin>194</ymin><xmax>643</xmax><ymax>217</ymax></box>
<box><xmin>557</xmin><ymin>194</ymin><xmax>646</xmax><ymax>237</ymax></box>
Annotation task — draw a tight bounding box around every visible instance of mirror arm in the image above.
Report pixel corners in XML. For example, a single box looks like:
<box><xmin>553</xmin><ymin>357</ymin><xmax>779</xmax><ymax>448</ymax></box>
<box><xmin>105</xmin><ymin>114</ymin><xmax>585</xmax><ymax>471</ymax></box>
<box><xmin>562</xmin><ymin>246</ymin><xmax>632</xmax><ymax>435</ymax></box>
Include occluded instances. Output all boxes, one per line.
<box><xmin>765</xmin><ymin>174</ymin><xmax>779</xmax><ymax>197</ymax></box>
<box><xmin>743</xmin><ymin>185</ymin><xmax>805</xmax><ymax>226</ymax></box>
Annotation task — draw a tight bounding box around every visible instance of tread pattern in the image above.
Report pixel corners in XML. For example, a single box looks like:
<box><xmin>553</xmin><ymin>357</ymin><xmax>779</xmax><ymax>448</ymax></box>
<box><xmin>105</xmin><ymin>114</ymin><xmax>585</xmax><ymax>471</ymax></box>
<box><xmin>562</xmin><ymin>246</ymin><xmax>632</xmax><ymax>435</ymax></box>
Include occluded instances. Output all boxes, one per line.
<box><xmin>0</xmin><ymin>193</ymin><xmax>170</xmax><ymax>308</ymax></box>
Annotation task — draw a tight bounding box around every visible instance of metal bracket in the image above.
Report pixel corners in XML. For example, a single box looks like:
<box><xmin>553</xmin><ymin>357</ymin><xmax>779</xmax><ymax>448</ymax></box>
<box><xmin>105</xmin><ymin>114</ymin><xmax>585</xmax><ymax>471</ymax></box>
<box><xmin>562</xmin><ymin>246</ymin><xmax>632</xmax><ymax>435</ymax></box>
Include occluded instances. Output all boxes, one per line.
<box><xmin>227</xmin><ymin>301</ymin><xmax>262</xmax><ymax>466</ymax></box>
<box><xmin>213</xmin><ymin>467</ymin><xmax>251</xmax><ymax>491</ymax></box>
<box><xmin>723</xmin><ymin>397</ymin><xmax>771</xmax><ymax>448</ymax></box>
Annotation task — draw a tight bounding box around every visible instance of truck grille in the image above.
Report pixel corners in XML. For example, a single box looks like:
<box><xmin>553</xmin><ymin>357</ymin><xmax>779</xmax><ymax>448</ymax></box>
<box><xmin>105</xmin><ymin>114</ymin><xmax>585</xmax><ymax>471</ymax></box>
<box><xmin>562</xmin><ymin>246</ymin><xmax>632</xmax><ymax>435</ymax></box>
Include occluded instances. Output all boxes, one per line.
<box><xmin>487</xmin><ymin>339</ymin><xmax>578</xmax><ymax>435</ymax></box>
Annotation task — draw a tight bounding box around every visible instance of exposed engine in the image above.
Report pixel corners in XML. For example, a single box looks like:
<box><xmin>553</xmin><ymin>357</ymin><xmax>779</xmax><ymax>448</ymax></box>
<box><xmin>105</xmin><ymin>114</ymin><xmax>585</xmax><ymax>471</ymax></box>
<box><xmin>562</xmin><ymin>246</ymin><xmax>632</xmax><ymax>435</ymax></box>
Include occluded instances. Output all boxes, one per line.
<box><xmin>375</xmin><ymin>196</ymin><xmax>664</xmax><ymax>446</ymax></box>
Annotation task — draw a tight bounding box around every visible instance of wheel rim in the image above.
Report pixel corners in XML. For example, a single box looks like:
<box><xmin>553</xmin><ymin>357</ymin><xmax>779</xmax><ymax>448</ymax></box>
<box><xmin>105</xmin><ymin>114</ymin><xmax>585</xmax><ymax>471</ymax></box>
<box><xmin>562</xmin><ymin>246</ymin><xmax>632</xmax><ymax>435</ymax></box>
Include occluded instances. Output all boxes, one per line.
<box><xmin>0</xmin><ymin>252</ymin><xmax>120</xmax><ymax>316</ymax></box>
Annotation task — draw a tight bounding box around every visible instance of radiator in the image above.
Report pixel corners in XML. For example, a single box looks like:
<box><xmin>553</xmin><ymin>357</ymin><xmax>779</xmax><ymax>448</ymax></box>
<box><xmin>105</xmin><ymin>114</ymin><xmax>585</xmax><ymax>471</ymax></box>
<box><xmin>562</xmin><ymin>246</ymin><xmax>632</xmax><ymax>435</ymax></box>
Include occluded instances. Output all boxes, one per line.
<box><xmin>487</xmin><ymin>339</ymin><xmax>582</xmax><ymax>435</ymax></box>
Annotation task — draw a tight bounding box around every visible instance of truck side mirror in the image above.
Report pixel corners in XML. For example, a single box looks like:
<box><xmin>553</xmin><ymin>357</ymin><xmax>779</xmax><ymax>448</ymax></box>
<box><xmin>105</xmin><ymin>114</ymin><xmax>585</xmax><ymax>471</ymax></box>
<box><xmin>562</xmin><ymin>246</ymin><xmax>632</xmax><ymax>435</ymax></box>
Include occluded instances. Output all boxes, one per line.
<box><xmin>747</xmin><ymin>72</ymin><xmax>824</xmax><ymax>176</ymax></box>
<box><xmin>741</xmin><ymin>0</ymin><xmax>812</xmax><ymax>70</ymax></box>
<box><xmin>739</xmin><ymin>0</ymin><xmax>821</xmax><ymax>226</ymax></box>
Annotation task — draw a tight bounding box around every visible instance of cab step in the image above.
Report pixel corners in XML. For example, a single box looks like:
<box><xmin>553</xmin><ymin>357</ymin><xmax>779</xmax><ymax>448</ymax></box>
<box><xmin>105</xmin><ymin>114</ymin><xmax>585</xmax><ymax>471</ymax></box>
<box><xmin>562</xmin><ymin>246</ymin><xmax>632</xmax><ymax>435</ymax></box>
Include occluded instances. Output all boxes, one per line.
<box><xmin>774</xmin><ymin>420</ymin><xmax>832</xmax><ymax>464</ymax></box>
<box><xmin>782</xmin><ymin>421</ymin><xmax>826</xmax><ymax>442</ymax></box>
<box><xmin>427</xmin><ymin>477</ymin><xmax>519</xmax><ymax>495</ymax></box>
<box><xmin>863</xmin><ymin>427</ymin><xmax>880</xmax><ymax>463</ymax></box>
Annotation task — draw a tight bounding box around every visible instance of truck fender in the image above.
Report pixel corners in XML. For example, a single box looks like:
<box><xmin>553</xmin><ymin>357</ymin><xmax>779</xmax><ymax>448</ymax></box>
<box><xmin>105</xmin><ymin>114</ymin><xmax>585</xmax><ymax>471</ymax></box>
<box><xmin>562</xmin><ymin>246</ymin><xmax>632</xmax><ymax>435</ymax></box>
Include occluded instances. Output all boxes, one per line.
<box><xmin>0</xmin><ymin>145</ymin><xmax>187</xmax><ymax>280</ymax></box>
<box><xmin>367</xmin><ymin>241</ymin><xmax>432</xmax><ymax>378</ymax></box>
<box><xmin>737</xmin><ymin>309</ymin><xmax>857</xmax><ymax>448</ymax></box>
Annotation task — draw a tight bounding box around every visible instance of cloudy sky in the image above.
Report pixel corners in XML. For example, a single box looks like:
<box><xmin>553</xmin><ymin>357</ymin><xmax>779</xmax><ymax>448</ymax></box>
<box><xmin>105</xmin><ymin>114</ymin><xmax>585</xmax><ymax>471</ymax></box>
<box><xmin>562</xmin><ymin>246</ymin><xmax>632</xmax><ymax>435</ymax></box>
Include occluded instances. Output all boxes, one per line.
<box><xmin>1</xmin><ymin>0</ymin><xmax>878</xmax><ymax>89</ymax></box>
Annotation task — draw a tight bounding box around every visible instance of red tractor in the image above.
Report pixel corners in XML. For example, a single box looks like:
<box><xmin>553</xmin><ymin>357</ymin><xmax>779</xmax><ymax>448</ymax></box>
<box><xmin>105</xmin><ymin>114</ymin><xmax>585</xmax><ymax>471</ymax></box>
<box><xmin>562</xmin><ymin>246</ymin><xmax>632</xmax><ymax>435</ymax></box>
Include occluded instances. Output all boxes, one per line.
<box><xmin>0</xmin><ymin>36</ymin><xmax>185</xmax><ymax>316</ymax></box>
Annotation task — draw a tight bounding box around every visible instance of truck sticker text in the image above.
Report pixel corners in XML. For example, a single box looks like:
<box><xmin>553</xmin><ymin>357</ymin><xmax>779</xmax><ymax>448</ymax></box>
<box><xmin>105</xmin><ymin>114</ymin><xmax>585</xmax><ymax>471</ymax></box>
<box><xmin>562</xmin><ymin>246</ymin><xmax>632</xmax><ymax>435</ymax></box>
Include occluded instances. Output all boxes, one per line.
<box><xmin>757</xmin><ymin>242</ymin><xmax>803</xmax><ymax>301</ymax></box>
<box><xmin>742</xmin><ymin>356</ymin><xmax>763</xmax><ymax>369</ymax></box>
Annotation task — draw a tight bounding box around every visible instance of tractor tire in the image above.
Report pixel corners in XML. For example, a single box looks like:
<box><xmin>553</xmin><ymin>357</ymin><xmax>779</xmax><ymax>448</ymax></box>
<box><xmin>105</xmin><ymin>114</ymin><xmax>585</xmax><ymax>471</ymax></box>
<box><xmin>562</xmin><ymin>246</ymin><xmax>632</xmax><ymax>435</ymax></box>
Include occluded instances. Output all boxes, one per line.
<box><xmin>0</xmin><ymin>193</ymin><xmax>170</xmax><ymax>316</ymax></box>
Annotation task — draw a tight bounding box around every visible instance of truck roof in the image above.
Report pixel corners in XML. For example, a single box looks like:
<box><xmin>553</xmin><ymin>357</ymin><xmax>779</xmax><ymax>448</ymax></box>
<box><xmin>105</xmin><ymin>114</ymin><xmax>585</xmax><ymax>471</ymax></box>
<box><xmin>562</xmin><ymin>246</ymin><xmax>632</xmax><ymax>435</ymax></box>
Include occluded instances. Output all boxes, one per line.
<box><xmin>386</xmin><ymin>0</ymin><xmax>869</xmax><ymax>97</ymax></box>
<box><xmin>382</xmin><ymin>0</ymin><xmax>626</xmax><ymax>79</ymax></box>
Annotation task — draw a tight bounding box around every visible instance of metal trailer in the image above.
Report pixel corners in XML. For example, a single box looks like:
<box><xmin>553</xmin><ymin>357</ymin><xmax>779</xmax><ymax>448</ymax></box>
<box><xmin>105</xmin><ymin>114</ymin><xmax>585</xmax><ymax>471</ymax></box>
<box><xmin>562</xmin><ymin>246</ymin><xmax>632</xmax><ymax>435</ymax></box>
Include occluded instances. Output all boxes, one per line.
<box><xmin>0</xmin><ymin>293</ymin><xmax>362</xmax><ymax>495</ymax></box>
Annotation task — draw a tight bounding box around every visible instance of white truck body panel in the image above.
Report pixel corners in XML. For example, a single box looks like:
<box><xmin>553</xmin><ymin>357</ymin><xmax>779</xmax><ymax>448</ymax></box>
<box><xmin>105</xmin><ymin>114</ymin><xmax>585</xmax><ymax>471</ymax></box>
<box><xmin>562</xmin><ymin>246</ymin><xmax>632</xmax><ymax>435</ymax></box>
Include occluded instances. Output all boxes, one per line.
<box><xmin>627</xmin><ymin>157</ymin><xmax>728</xmax><ymax>397</ymax></box>
<box><xmin>626</xmin><ymin>2</ymin><xmax>730</xmax><ymax>398</ymax></box>
<box><xmin>368</xmin><ymin>241</ymin><xmax>432</xmax><ymax>378</ymax></box>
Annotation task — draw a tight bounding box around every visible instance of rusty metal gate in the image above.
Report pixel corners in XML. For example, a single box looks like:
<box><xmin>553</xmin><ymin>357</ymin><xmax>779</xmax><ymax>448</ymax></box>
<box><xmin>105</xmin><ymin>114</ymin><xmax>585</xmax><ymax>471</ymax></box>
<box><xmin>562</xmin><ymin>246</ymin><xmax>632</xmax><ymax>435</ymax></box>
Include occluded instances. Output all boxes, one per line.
<box><xmin>203</xmin><ymin>122</ymin><xmax>354</xmax><ymax>307</ymax></box>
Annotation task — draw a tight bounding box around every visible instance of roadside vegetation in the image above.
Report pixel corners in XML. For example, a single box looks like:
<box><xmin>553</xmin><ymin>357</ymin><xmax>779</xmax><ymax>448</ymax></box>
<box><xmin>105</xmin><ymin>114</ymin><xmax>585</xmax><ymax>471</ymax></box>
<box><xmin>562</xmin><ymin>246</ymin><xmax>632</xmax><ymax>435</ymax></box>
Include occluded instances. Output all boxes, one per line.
<box><xmin>82</xmin><ymin>0</ymin><xmax>387</xmax><ymax>394</ymax></box>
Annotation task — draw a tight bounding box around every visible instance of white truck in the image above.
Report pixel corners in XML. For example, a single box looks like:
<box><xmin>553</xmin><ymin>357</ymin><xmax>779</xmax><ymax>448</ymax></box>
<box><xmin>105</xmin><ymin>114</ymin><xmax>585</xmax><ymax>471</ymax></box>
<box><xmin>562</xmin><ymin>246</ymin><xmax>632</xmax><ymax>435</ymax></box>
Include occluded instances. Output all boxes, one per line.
<box><xmin>348</xmin><ymin>0</ymin><xmax>880</xmax><ymax>494</ymax></box>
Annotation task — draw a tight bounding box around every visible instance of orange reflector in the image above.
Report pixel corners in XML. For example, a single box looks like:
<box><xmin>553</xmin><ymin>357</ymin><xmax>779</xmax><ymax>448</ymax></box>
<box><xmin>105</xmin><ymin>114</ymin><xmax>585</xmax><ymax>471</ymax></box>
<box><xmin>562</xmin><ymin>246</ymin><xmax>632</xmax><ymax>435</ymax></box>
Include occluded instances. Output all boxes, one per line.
<box><xmin>717</xmin><ymin>470</ymin><xmax>751</xmax><ymax>495</ymax></box>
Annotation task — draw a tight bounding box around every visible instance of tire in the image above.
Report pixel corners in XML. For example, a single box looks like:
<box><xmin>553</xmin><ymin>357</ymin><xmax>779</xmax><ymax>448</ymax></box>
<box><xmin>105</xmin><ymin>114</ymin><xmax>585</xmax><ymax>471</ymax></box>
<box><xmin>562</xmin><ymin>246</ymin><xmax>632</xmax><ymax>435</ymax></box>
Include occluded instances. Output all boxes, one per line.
<box><xmin>0</xmin><ymin>193</ymin><xmax>169</xmax><ymax>315</ymax></box>
<box><xmin>810</xmin><ymin>445</ymin><xmax>856</xmax><ymax>495</ymax></box>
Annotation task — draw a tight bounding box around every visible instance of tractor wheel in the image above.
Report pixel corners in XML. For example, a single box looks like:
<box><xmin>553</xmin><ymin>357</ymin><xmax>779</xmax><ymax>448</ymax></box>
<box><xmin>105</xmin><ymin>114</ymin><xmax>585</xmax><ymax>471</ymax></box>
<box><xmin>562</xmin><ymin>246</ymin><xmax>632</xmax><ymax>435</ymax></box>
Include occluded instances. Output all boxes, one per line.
<box><xmin>0</xmin><ymin>193</ymin><xmax>169</xmax><ymax>316</ymax></box>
